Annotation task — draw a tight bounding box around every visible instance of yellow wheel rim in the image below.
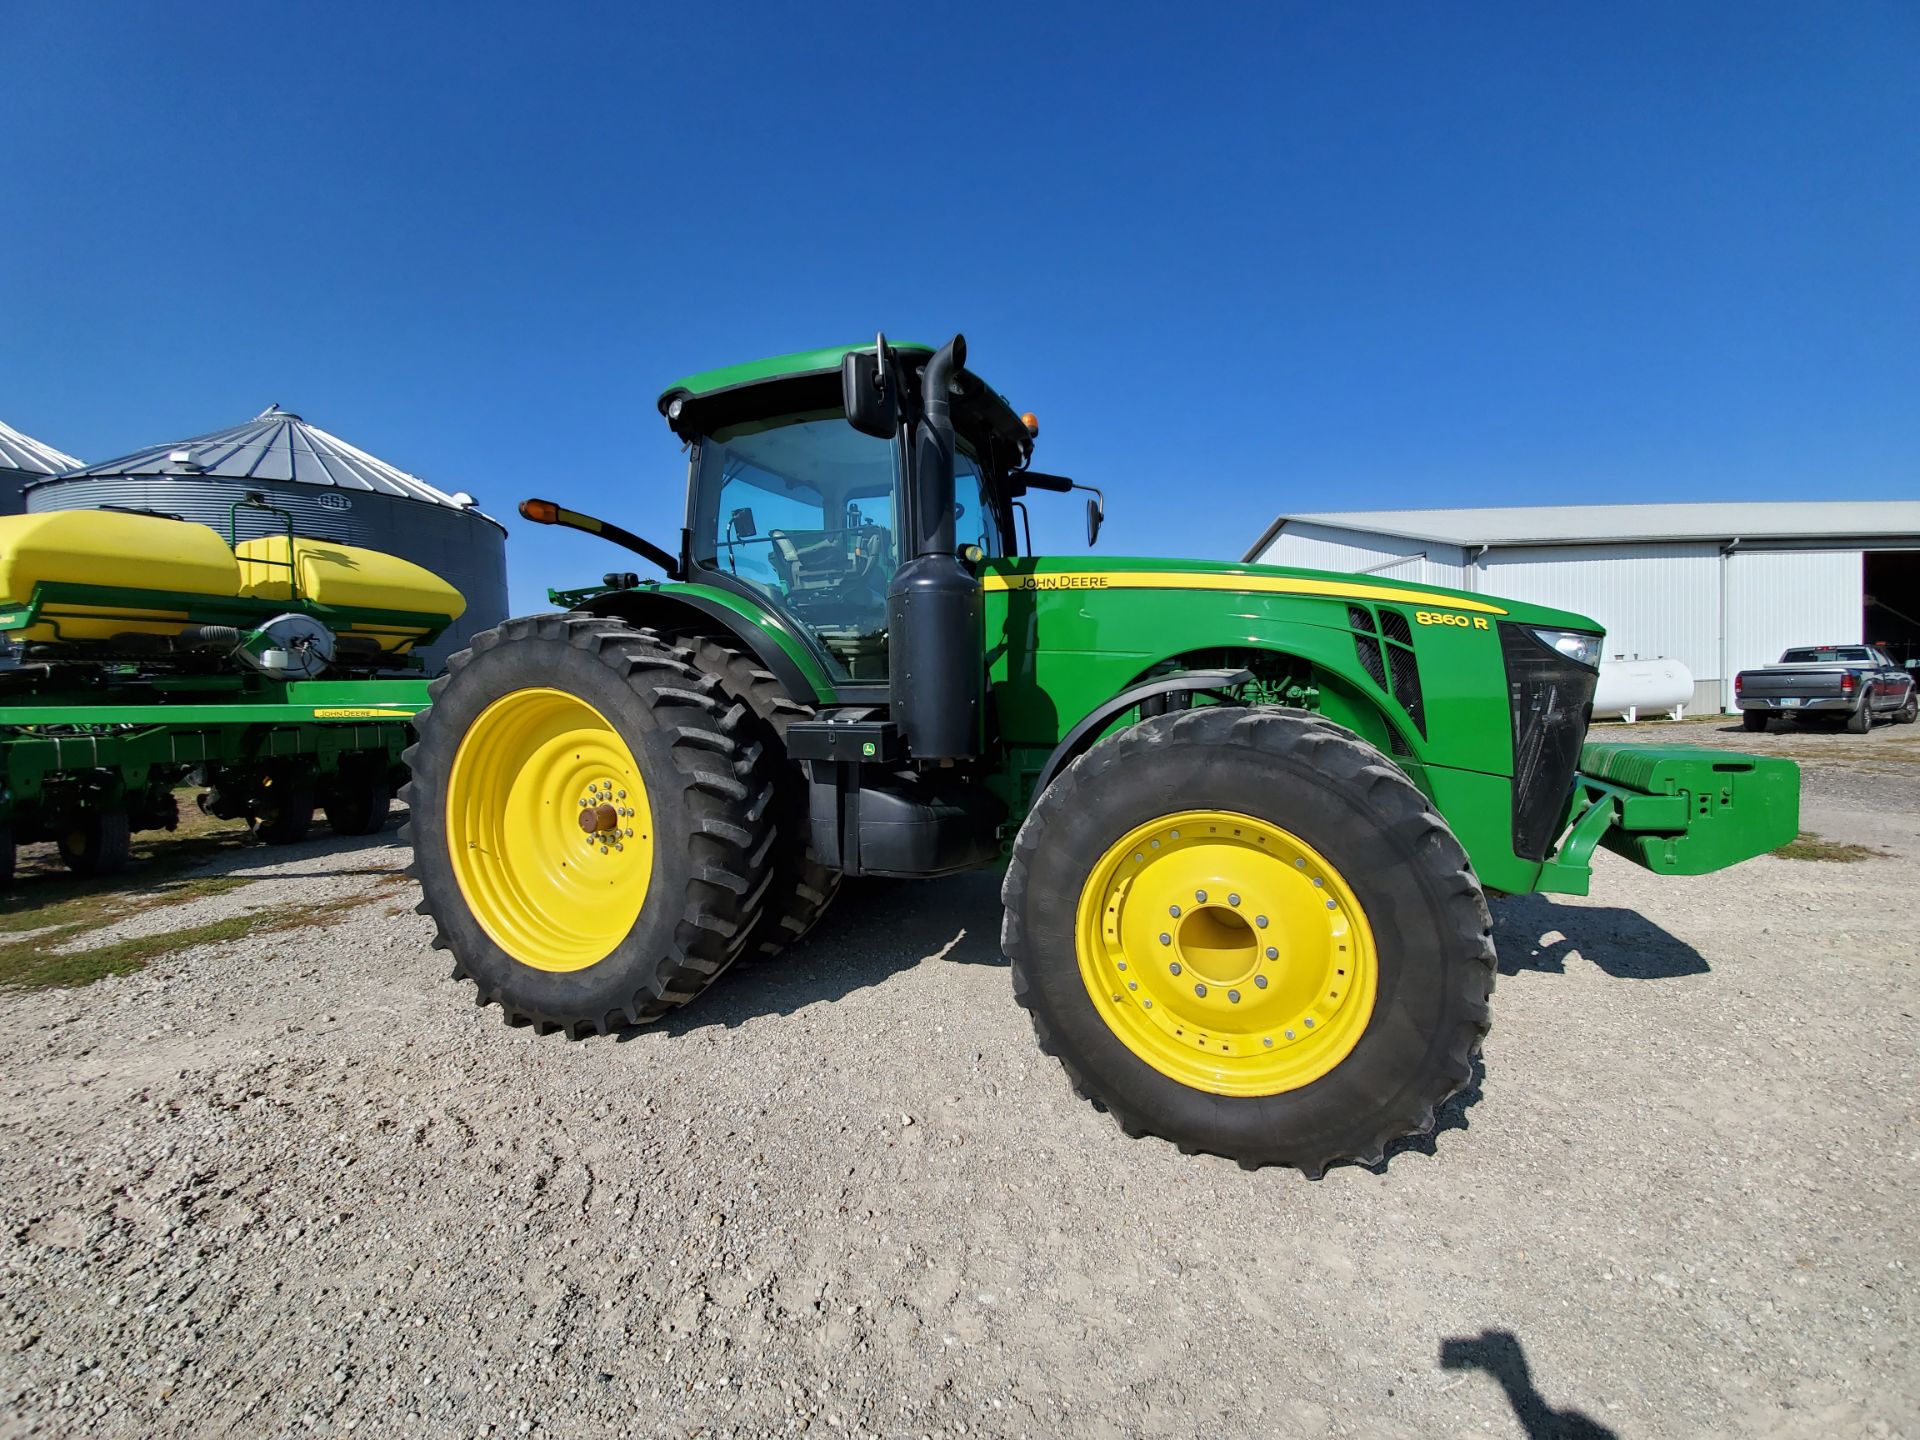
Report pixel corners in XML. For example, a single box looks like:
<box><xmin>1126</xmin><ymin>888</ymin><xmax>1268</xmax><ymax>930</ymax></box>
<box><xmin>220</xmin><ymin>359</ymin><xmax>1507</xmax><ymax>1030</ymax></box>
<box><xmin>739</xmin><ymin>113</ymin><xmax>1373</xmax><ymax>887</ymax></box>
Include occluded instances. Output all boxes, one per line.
<box><xmin>446</xmin><ymin>688</ymin><xmax>656</xmax><ymax>972</ymax></box>
<box><xmin>1074</xmin><ymin>809</ymin><xmax>1379</xmax><ymax>1097</ymax></box>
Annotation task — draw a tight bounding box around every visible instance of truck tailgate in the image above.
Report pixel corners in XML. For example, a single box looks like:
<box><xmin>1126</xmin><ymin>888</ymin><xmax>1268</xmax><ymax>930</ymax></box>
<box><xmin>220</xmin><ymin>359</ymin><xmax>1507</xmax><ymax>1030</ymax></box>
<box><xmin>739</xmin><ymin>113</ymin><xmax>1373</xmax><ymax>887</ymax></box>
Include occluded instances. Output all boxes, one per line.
<box><xmin>1739</xmin><ymin>667</ymin><xmax>1849</xmax><ymax>698</ymax></box>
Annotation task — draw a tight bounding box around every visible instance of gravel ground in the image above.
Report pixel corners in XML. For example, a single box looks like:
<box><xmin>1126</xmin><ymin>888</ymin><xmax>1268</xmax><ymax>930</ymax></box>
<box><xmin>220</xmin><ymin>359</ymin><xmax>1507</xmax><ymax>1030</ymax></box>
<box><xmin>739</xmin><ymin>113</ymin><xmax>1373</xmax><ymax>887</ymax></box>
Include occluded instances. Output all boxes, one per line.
<box><xmin>1</xmin><ymin>722</ymin><xmax>1915</xmax><ymax>1439</ymax></box>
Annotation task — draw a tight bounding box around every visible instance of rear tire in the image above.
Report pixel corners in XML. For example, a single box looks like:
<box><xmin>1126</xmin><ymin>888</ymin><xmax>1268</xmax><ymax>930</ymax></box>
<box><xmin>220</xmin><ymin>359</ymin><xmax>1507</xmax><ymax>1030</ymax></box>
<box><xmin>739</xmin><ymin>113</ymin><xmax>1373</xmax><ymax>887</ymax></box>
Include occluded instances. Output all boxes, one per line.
<box><xmin>1846</xmin><ymin>704</ymin><xmax>1872</xmax><ymax>734</ymax></box>
<box><xmin>1741</xmin><ymin>709</ymin><xmax>1769</xmax><ymax>732</ymax></box>
<box><xmin>656</xmin><ymin>628</ymin><xmax>840</xmax><ymax>960</ymax></box>
<box><xmin>58</xmin><ymin>812</ymin><xmax>132</xmax><ymax>877</ymax></box>
<box><xmin>1002</xmin><ymin>706</ymin><xmax>1494</xmax><ymax>1176</ymax></box>
<box><xmin>401</xmin><ymin>614</ymin><xmax>779</xmax><ymax>1036</ymax></box>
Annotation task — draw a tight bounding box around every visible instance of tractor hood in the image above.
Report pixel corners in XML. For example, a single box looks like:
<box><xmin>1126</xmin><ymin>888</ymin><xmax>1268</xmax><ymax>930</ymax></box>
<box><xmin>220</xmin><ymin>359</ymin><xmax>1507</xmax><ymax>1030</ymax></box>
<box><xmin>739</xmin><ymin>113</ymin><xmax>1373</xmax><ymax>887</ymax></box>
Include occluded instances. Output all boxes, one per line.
<box><xmin>977</xmin><ymin>555</ymin><xmax>1603</xmax><ymax>635</ymax></box>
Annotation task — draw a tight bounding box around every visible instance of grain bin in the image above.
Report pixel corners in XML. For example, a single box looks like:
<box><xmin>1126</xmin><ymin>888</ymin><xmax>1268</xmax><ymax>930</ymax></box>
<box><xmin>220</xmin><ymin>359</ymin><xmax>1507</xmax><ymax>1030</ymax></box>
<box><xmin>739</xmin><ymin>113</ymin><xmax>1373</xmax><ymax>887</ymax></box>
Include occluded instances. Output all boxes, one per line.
<box><xmin>26</xmin><ymin>406</ymin><xmax>507</xmax><ymax>671</ymax></box>
<box><xmin>0</xmin><ymin>418</ymin><xmax>82</xmax><ymax>516</ymax></box>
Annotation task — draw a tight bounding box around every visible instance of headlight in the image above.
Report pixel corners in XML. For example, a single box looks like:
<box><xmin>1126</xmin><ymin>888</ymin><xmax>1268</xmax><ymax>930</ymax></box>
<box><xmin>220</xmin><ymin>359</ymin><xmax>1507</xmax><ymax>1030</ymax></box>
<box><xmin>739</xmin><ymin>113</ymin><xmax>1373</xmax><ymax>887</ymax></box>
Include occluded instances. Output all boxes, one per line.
<box><xmin>1529</xmin><ymin>627</ymin><xmax>1602</xmax><ymax>669</ymax></box>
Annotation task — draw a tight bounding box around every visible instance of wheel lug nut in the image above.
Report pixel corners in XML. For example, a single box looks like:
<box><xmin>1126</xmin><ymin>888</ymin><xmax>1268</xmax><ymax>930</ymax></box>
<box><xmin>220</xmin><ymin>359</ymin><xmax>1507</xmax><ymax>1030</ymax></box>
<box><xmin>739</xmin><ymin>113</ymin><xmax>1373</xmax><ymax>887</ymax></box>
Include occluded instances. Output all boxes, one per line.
<box><xmin>1159</xmin><ymin>933</ymin><xmax>1171</xmax><ymax>946</ymax></box>
<box><xmin>1227</xmin><ymin>893</ymin><xmax>1240</xmax><ymax>906</ymax></box>
<box><xmin>1169</xmin><ymin>905</ymin><xmax>1181</xmax><ymax>918</ymax></box>
<box><xmin>1265</xmin><ymin>947</ymin><xmax>1278</xmax><ymax>960</ymax></box>
<box><xmin>1325</xmin><ymin>900</ymin><xmax>1337</xmax><ymax>910</ymax></box>
<box><xmin>1255</xmin><ymin>974</ymin><xmax>1268</xmax><ymax>989</ymax></box>
<box><xmin>1227</xmin><ymin>990</ymin><xmax>1240</xmax><ymax>1003</ymax></box>
<box><xmin>1256</xmin><ymin>915</ymin><xmax>1268</xmax><ymax>928</ymax></box>
<box><xmin>617</xmin><ymin>790</ymin><xmax>627</xmax><ymax>800</ymax></box>
<box><xmin>1194</xmin><ymin>983</ymin><xmax>1207</xmax><ymax>997</ymax></box>
<box><xmin>1169</xmin><ymin>962</ymin><xmax>1182</xmax><ymax>975</ymax></box>
<box><xmin>1195</xmin><ymin>889</ymin><xmax>1207</xmax><ymax>903</ymax></box>
<box><xmin>579</xmin><ymin>798</ymin><xmax>590</xmax><ymax>808</ymax></box>
<box><xmin>1263</xmin><ymin>1037</ymin><xmax>1274</xmax><ymax>1048</ymax></box>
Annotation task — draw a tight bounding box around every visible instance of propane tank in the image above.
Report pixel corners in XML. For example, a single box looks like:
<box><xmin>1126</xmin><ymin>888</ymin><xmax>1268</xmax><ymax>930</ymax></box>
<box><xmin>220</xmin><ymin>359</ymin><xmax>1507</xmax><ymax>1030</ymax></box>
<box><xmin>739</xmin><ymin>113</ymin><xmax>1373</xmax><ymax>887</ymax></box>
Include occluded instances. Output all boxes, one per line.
<box><xmin>1593</xmin><ymin>658</ymin><xmax>1694</xmax><ymax>721</ymax></box>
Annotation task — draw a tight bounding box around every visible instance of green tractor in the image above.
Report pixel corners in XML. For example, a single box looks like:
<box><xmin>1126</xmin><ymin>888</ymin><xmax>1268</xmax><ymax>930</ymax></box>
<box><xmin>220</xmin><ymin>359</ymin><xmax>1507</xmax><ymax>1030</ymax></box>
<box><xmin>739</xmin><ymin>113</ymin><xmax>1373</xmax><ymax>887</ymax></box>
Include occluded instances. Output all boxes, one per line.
<box><xmin>403</xmin><ymin>335</ymin><xmax>1798</xmax><ymax>1174</ymax></box>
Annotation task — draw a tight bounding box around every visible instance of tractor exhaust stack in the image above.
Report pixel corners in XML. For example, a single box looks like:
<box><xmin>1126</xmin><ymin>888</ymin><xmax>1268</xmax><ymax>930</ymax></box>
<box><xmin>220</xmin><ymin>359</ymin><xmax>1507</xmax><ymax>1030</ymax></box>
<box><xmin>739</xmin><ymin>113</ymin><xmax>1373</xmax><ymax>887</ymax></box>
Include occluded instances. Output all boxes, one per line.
<box><xmin>886</xmin><ymin>334</ymin><xmax>983</xmax><ymax>760</ymax></box>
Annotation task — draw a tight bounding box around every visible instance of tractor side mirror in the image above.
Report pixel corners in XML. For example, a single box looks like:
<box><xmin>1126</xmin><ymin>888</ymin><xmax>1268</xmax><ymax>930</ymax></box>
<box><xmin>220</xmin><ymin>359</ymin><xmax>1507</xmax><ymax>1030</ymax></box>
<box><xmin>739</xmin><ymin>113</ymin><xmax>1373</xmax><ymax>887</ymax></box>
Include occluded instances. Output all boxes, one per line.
<box><xmin>730</xmin><ymin>506</ymin><xmax>758</xmax><ymax>538</ymax></box>
<box><xmin>842</xmin><ymin>338</ymin><xmax>900</xmax><ymax>439</ymax></box>
<box><xmin>1086</xmin><ymin>494</ymin><xmax>1105</xmax><ymax>548</ymax></box>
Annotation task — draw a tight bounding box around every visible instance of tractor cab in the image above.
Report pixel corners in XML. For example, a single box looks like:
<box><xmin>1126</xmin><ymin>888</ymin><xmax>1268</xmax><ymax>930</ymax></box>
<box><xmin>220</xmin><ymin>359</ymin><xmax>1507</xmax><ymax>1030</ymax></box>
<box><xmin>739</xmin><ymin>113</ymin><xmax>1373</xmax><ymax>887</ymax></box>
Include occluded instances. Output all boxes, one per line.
<box><xmin>658</xmin><ymin>341</ymin><xmax>1034</xmax><ymax>684</ymax></box>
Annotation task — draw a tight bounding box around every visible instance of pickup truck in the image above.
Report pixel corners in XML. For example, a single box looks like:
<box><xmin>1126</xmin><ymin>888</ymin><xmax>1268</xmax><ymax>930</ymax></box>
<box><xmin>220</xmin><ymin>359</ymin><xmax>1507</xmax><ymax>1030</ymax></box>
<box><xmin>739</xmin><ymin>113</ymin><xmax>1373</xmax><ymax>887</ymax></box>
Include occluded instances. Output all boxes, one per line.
<box><xmin>1734</xmin><ymin>645</ymin><xmax>1919</xmax><ymax>733</ymax></box>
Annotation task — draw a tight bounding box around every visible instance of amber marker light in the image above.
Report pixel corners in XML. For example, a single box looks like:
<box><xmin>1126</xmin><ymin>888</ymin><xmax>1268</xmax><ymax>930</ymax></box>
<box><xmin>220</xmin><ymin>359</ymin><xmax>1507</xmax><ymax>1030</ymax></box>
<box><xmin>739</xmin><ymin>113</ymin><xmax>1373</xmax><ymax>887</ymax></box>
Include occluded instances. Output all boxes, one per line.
<box><xmin>1021</xmin><ymin>412</ymin><xmax>1040</xmax><ymax>437</ymax></box>
<box><xmin>520</xmin><ymin>498</ymin><xmax>560</xmax><ymax>524</ymax></box>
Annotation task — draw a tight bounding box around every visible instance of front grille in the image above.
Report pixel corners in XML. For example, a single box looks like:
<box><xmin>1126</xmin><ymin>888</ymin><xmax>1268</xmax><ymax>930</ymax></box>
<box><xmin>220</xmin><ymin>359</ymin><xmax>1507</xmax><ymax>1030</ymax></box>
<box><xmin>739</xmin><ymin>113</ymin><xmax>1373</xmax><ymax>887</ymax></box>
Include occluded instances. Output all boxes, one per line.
<box><xmin>1353</xmin><ymin>633</ymin><xmax>1389</xmax><ymax>689</ymax></box>
<box><xmin>1500</xmin><ymin>623</ymin><xmax>1598</xmax><ymax>861</ymax></box>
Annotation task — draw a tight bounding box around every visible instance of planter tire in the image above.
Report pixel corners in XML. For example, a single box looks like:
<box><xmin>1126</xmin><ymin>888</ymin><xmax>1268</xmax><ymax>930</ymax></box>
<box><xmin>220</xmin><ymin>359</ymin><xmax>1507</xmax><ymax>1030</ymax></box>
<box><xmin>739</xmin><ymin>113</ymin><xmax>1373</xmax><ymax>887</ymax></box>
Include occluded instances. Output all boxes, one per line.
<box><xmin>401</xmin><ymin>614</ymin><xmax>779</xmax><ymax>1036</ymax></box>
<box><xmin>255</xmin><ymin>773</ymin><xmax>315</xmax><ymax>845</ymax></box>
<box><xmin>1002</xmin><ymin>706</ymin><xmax>1494</xmax><ymax>1177</ymax></box>
<box><xmin>324</xmin><ymin>777</ymin><xmax>393</xmax><ymax>837</ymax></box>
<box><xmin>58</xmin><ymin>812</ymin><xmax>133</xmax><ymax>877</ymax></box>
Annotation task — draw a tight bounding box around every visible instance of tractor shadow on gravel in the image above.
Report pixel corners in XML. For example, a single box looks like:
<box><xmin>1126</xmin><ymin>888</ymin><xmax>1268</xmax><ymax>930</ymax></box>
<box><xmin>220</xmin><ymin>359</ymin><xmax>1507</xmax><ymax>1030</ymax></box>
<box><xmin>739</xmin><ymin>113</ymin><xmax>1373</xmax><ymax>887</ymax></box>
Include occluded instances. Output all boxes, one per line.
<box><xmin>644</xmin><ymin>870</ymin><xmax>1008</xmax><ymax>1038</ymax></box>
<box><xmin>1490</xmin><ymin>894</ymin><xmax>1708</xmax><ymax>980</ymax></box>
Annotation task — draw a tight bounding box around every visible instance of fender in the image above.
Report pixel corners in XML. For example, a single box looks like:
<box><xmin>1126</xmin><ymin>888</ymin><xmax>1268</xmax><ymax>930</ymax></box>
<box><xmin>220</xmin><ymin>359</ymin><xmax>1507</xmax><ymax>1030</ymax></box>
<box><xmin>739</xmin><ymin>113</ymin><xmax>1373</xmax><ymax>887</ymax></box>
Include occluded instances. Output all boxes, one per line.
<box><xmin>577</xmin><ymin>587</ymin><xmax>825</xmax><ymax>706</ymax></box>
<box><xmin>1032</xmin><ymin>667</ymin><xmax>1253</xmax><ymax>799</ymax></box>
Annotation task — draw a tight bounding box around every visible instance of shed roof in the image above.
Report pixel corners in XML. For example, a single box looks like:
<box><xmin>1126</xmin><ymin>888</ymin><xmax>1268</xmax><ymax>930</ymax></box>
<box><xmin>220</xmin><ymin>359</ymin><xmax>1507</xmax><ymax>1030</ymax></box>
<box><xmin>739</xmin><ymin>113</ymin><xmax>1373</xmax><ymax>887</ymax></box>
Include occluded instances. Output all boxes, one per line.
<box><xmin>0</xmin><ymin>418</ymin><xmax>82</xmax><ymax>476</ymax></box>
<box><xmin>42</xmin><ymin>406</ymin><xmax>502</xmax><ymax>530</ymax></box>
<box><xmin>1246</xmin><ymin>501</ymin><xmax>1920</xmax><ymax>559</ymax></box>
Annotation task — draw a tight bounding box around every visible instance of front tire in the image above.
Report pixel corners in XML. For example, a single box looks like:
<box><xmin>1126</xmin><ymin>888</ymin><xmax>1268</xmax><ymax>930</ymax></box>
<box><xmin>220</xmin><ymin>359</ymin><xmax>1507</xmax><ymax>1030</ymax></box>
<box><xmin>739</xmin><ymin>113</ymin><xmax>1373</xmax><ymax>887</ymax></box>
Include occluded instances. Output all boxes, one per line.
<box><xmin>402</xmin><ymin>614</ymin><xmax>778</xmax><ymax>1036</ymax></box>
<box><xmin>1897</xmin><ymin>692</ymin><xmax>1918</xmax><ymax>725</ymax></box>
<box><xmin>1002</xmin><ymin>707</ymin><xmax>1494</xmax><ymax>1176</ymax></box>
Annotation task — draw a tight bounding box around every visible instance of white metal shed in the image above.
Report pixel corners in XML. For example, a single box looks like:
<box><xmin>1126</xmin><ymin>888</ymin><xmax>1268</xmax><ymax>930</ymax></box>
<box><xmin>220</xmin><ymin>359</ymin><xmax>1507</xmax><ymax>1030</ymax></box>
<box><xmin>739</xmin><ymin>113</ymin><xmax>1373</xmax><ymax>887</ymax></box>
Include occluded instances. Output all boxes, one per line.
<box><xmin>1244</xmin><ymin>502</ymin><xmax>1920</xmax><ymax>711</ymax></box>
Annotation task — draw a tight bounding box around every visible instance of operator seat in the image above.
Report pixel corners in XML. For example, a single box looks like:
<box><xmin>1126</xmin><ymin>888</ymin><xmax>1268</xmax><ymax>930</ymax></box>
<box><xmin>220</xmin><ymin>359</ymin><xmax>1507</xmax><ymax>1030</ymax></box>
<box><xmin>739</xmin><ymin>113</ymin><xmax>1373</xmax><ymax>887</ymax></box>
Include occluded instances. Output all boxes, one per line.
<box><xmin>766</xmin><ymin>530</ymin><xmax>843</xmax><ymax>600</ymax></box>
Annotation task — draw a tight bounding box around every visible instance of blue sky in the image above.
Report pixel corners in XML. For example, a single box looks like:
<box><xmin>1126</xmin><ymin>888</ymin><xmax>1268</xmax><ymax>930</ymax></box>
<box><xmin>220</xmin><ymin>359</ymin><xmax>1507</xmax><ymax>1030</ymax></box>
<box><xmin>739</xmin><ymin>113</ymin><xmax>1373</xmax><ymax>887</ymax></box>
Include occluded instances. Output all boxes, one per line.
<box><xmin>4</xmin><ymin>1</ymin><xmax>1914</xmax><ymax>609</ymax></box>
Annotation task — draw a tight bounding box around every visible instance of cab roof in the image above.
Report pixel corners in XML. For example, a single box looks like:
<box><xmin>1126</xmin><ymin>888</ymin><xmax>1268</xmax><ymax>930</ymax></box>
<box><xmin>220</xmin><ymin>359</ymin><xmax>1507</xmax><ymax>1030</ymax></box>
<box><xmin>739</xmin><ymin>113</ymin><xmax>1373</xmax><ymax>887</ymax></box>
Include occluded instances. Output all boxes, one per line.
<box><xmin>656</xmin><ymin>340</ymin><xmax>1033</xmax><ymax>469</ymax></box>
<box><xmin>658</xmin><ymin>343</ymin><xmax>934</xmax><ymax>408</ymax></box>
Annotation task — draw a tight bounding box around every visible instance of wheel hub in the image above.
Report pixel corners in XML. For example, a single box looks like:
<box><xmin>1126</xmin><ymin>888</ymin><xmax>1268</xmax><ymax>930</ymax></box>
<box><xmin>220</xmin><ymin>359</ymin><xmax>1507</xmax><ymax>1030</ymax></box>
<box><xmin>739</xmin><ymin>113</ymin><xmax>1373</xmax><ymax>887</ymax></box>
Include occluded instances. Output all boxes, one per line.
<box><xmin>446</xmin><ymin>689</ymin><xmax>656</xmax><ymax>971</ymax></box>
<box><xmin>1075</xmin><ymin>810</ymin><xmax>1379</xmax><ymax>1097</ymax></box>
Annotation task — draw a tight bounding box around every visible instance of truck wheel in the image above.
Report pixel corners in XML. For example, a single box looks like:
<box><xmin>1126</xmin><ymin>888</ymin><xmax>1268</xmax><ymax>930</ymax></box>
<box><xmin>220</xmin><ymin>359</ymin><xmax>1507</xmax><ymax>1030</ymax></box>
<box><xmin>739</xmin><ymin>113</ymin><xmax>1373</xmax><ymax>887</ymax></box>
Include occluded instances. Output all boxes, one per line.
<box><xmin>1002</xmin><ymin>706</ymin><xmax>1494</xmax><ymax>1176</ymax></box>
<box><xmin>324</xmin><ymin>778</ymin><xmax>393</xmax><ymax>836</ymax></box>
<box><xmin>402</xmin><ymin>614</ymin><xmax>778</xmax><ymax>1036</ymax></box>
<box><xmin>1898</xmin><ymin>693</ymin><xmax>1918</xmax><ymax>725</ymax></box>
<box><xmin>659</xmin><ymin>629</ymin><xmax>840</xmax><ymax>960</ymax></box>
<box><xmin>1741</xmin><ymin>709</ymin><xmax>1769</xmax><ymax>732</ymax></box>
<box><xmin>255</xmin><ymin>774</ymin><xmax>315</xmax><ymax>845</ymax></box>
<box><xmin>1846</xmin><ymin>704</ymin><xmax>1871</xmax><ymax>734</ymax></box>
<box><xmin>58</xmin><ymin>812</ymin><xmax>133</xmax><ymax>877</ymax></box>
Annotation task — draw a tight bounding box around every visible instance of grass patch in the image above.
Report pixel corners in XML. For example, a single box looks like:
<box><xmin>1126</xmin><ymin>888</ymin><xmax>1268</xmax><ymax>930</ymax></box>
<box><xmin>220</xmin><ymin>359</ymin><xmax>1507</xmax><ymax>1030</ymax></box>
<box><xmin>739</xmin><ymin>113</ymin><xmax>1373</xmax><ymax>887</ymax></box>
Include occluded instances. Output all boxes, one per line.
<box><xmin>1772</xmin><ymin>831</ymin><xmax>1887</xmax><ymax>863</ymax></box>
<box><xmin>0</xmin><ymin>873</ymin><xmax>254</xmax><ymax>937</ymax></box>
<box><xmin>0</xmin><ymin>899</ymin><xmax>338</xmax><ymax>990</ymax></box>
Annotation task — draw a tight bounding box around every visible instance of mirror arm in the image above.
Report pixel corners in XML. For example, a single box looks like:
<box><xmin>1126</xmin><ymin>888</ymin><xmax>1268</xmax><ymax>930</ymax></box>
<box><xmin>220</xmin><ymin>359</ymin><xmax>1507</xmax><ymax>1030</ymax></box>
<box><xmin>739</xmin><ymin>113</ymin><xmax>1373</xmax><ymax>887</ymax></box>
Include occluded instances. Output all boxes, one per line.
<box><xmin>519</xmin><ymin>499</ymin><xmax>684</xmax><ymax>580</ymax></box>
